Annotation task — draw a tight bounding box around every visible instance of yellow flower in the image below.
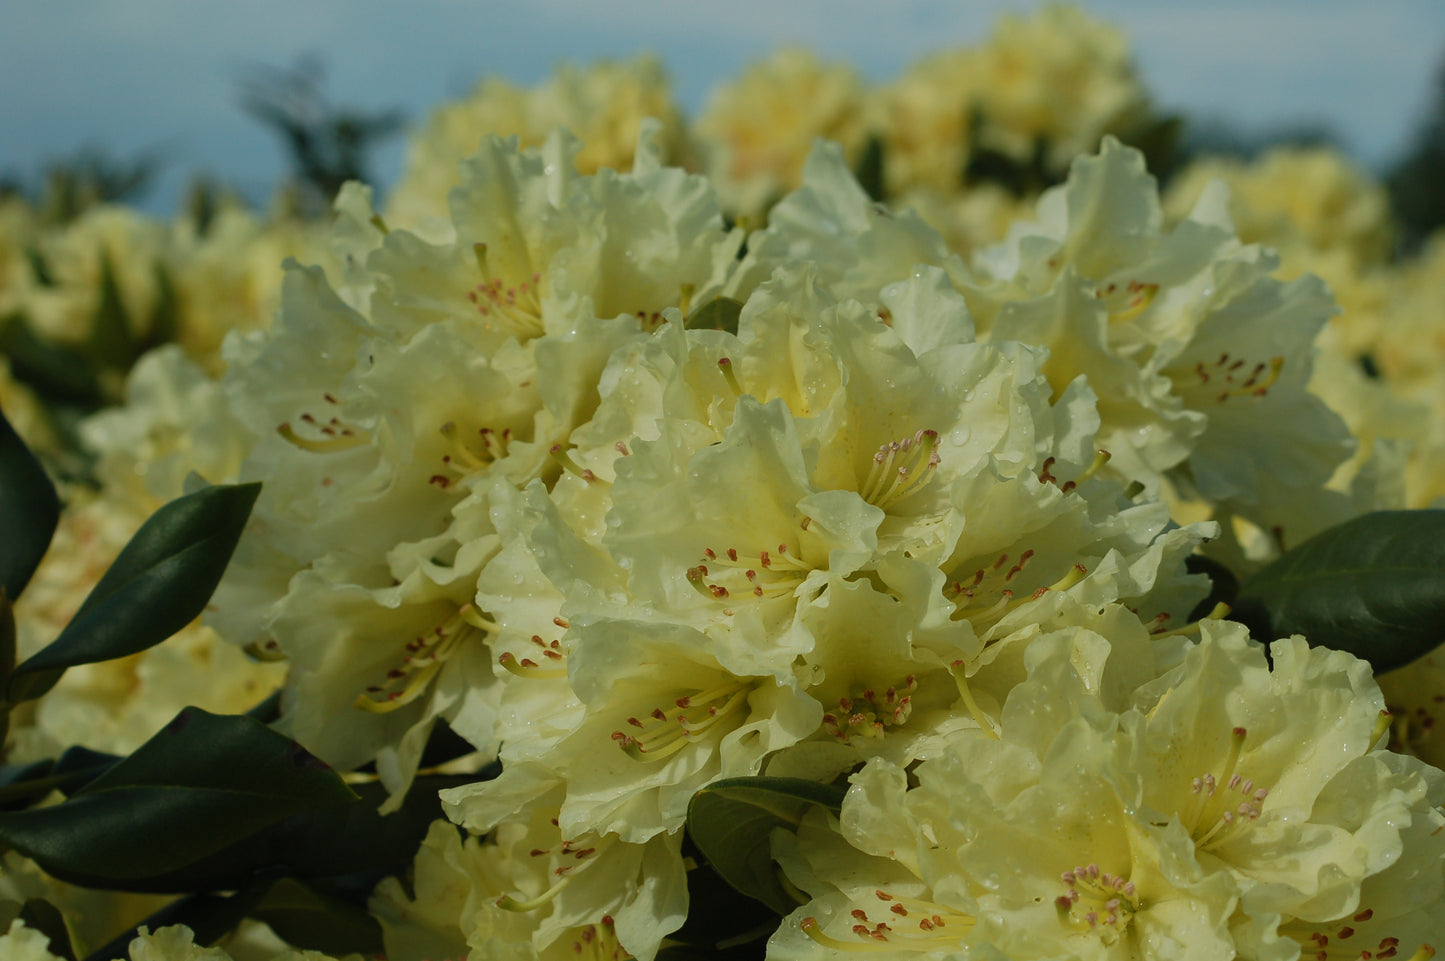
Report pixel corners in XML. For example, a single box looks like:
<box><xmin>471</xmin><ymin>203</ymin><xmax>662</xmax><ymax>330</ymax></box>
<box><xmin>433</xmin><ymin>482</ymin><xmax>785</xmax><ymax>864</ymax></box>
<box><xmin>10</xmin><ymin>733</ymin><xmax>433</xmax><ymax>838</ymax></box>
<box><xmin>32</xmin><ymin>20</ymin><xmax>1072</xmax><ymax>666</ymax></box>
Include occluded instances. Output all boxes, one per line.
<box><xmin>387</xmin><ymin>57</ymin><xmax>690</xmax><ymax>230</ymax></box>
<box><xmin>696</xmin><ymin>48</ymin><xmax>868</xmax><ymax>219</ymax></box>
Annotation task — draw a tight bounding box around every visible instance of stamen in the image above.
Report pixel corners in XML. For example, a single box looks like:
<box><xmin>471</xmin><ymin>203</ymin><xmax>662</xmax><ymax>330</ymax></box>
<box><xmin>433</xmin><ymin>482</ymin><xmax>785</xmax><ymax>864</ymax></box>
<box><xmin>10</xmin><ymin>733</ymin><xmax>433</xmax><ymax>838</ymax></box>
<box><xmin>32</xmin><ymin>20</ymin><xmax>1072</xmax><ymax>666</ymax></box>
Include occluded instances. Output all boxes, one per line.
<box><xmin>859</xmin><ymin>430</ymin><xmax>941</xmax><ymax>510</ymax></box>
<box><xmin>1371</xmin><ymin>710</ymin><xmax>1394</xmax><ymax>751</ymax></box>
<box><xmin>471</xmin><ymin>242</ymin><xmax>545</xmax><ymax>338</ymax></box>
<box><xmin>1187</xmin><ymin>352</ymin><xmax>1286</xmax><ymax>403</ymax></box>
<box><xmin>946</xmin><ymin>557</ymin><xmax>1087</xmax><ymax>630</ymax></box>
<box><xmin>612</xmin><ymin>680</ymin><xmax>753</xmax><ymax>761</ymax></box>
<box><xmin>1103</xmin><ymin>280</ymin><xmax>1159</xmax><ymax>323</ymax></box>
<box><xmin>438</xmin><ymin>422</ymin><xmax>512</xmax><ymax>478</ymax></box>
<box><xmin>1150</xmin><ymin>602</ymin><xmax>1230</xmax><ymax>638</ymax></box>
<box><xmin>688</xmin><ymin>541</ymin><xmax>813</xmax><ymax>601</ymax></box>
<box><xmin>821</xmin><ymin>676</ymin><xmax>918</xmax><ymax>742</ymax></box>
<box><xmin>717</xmin><ymin>357</ymin><xmax>743</xmax><ymax>395</ymax></box>
<box><xmin>1060</xmin><ymin>450</ymin><xmax>1111</xmax><ymax>493</ymax></box>
<box><xmin>1057</xmin><ymin>864</ymin><xmax>1138</xmax><ymax>942</ymax></box>
<box><xmin>1183</xmin><ymin>727</ymin><xmax>1273</xmax><ymax>850</ymax></box>
<box><xmin>496</xmin><ymin>873</ymin><xmax>574</xmax><ymax>912</ymax></box>
<box><xmin>800</xmin><ymin>894</ymin><xmax>975</xmax><ymax>952</ymax></box>
<box><xmin>498</xmin><ymin>833</ymin><xmax>617</xmax><ymax>914</ymax></box>
<box><xmin>277</xmin><ymin>420</ymin><xmax>371</xmax><ymax>453</ymax></box>
<box><xmin>499</xmin><ymin>650</ymin><xmax>569</xmax><ymax>680</ymax></box>
<box><xmin>550</xmin><ymin>444</ymin><xmax>607</xmax><ymax>485</ymax></box>
<box><xmin>354</xmin><ymin>605</ymin><xmax>498</xmax><ymax>712</ymax></box>
<box><xmin>949</xmin><ymin>661</ymin><xmax>999</xmax><ymax>739</ymax></box>
<box><xmin>1280</xmin><ymin>908</ymin><xmax>1434</xmax><ymax>961</ymax></box>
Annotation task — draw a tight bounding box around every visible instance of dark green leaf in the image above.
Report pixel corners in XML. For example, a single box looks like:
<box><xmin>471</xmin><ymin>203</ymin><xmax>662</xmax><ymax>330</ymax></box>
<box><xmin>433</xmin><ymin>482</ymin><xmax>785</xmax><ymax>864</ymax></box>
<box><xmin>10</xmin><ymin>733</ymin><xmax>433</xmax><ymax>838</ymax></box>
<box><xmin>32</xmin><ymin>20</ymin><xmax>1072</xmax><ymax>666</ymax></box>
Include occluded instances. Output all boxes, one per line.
<box><xmin>18</xmin><ymin>898</ymin><xmax>78</xmax><ymax>961</ymax></box>
<box><xmin>24</xmin><ymin>247</ymin><xmax>55</xmax><ymax>287</ymax></box>
<box><xmin>249</xmin><ymin>877</ymin><xmax>384</xmax><ymax>956</ymax></box>
<box><xmin>0</xmin><ymin>315</ymin><xmax>104</xmax><ymax>405</ymax></box>
<box><xmin>87</xmin><ymin>252</ymin><xmax>137</xmax><ymax>371</ymax></box>
<box><xmin>41</xmin><ymin>772</ymin><xmax>475</xmax><ymax>893</ymax></box>
<box><xmin>686</xmin><ymin>297</ymin><xmax>743</xmax><ymax>335</ymax></box>
<box><xmin>85</xmin><ymin>882</ymin><xmax>274</xmax><ymax>961</ymax></box>
<box><xmin>1117</xmin><ymin>114</ymin><xmax>1183</xmax><ymax>183</ymax></box>
<box><xmin>0</xmin><ymin>708</ymin><xmax>356</xmax><ymax>884</ymax></box>
<box><xmin>686</xmin><ymin>777</ymin><xmax>846</xmax><ymax>915</ymax></box>
<box><xmin>0</xmin><ymin>758</ymin><xmax>54</xmax><ymax>805</ymax></box>
<box><xmin>0</xmin><ymin>592</ymin><xmax>13</xmax><ymax>748</ymax></box>
<box><xmin>1186</xmin><ymin>553</ymin><xmax>1239</xmax><ymax>622</ymax></box>
<box><xmin>7</xmin><ymin>482</ymin><xmax>261</xmax><ymax>703</ymax></box>
<box><xmin>1232</xmin><ymin>509</ymin><xmax>1445</xmax><ymax>672</ymax></box>
<box><xmin>657</xmin><ymin>947</ymin><xmax>762</xmax><ymax>961</ymax></box>
<box><xmin>671</xmin><ymin>844</ymin><xmax>779</xmax><ymax>952</ymax></box>
<box><xmin>138</xmin><ymin>264</ymin><xmax>179</xmax><ymax>356</ymax></box>
<box><xmin>853</xmin><ymin>134</ymin><xmax>886</xmax><ymax>203</ymax></box>
<box><xmin>0</xmin><ymin>747</ymin><xmax>120</xmax><ymax>809</ymax></box>
<box><xmin>0</xmin><ymin>406</ymin><xmax>60</xmax><ymax>602</ymax></box>
<box><xmin>50</xmin><ymin>746</ymin><xmax>123</xmax><ymax>794</ymax></box>
<box><xmin>244</xmin><ymin>688</ymin><xmax>282</xmax><ymax>723</ymax></box>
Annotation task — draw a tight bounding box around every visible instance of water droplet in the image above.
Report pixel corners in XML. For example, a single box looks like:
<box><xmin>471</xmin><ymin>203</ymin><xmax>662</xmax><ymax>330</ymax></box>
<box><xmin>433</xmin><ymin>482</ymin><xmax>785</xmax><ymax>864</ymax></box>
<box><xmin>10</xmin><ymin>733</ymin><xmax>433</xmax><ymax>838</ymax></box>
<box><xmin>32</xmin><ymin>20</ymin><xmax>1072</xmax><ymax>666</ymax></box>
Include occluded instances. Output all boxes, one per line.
<box><xmin>949</xmin><ymin>427</ymin><xmax>971</xmax><ymax>446</ymax></box>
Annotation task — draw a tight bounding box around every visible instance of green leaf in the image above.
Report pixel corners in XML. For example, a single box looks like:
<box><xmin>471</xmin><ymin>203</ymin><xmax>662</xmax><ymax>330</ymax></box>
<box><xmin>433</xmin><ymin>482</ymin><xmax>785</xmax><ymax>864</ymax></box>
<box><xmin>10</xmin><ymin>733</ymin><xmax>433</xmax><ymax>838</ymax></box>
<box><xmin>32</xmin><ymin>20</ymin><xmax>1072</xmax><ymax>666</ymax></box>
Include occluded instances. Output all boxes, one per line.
<box><xmin>87</xmin><ymin>251</ymin><xmax>137</xmax><ymax>373</ymax></box>
<box><xmin>0</xmin><ymin>315</ymin><xmax>104</xmax><ymax>405</ymax></box>
<box><xmin>17</xmin><ymin>898</ymin><xmax>78</xmax><ymax>961</ymax></box>
<box><xmin>6</xmin><ymin>482</ymin><xmax>261</xmax><ymax>704</ymax></box>
<box><xmin>0</xmin><ymin>406</ymin><xmax>60</xmax><ymax>602</ymax></box>
<box><xmin>248</xmin><ymin>877</ymin><xmax>384</xmax><ymax>957</ymax></box>
<box><xmin>853</xmin><ymin>134</ymin><xmax>886</xmax><ymax>203</ymax></box>
<box><xmin>85</xmin><ymin>882</ymin><xmax>274</xmax><ymax>961</ymax></box>
<box><xmin>671</xmin><ymin>844</ymin><xmax>780</xmax><ymax>952</ymax></box>
<box><xmin>1232</xmin><ymin>509</ymin><xmax>1445</xmax><ymax>672</ymax></box>
<box><xmin>0</xmin><ymin>592</ymin><xmax>13</xmax><ymax>748</ymax></box>
<box><xmin>686</xmin><ymin>297</ymin><xmax>743</xmax><ymax>335</ymax></box>
<box><xmin>686</xmin><ymin>776</ymin><xmax>846</xmax><ymax>915</ymax></box>
<box><xmin>0</xmin><ymin>708</ymin><xmax>356</xmax><ymax>884</ymax></box>
<box><xmin>0</xmin><ymin>747</ymin><xmax>120</xmax><ymax>809</ymax></box>
<box><xmin>1185</xmin><ymin>553</ymin><xmax>1239</xmax><ymax>622</ymax></box>
<box><xmin>39</xmin><ymin>772</ymin><xmax>475</xmax><ymax>894</ymax></box>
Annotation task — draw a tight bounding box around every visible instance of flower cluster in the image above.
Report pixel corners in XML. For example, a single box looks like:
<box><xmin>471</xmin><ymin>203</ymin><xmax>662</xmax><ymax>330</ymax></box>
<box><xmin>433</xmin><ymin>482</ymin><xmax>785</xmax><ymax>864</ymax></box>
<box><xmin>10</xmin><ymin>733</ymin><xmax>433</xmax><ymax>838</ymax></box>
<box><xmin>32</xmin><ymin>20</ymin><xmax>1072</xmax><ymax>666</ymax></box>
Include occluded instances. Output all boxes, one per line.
<box><xmin>4</xmin><ymin>7</ymin><xmax>1445</xmax><ymax>961</ymax></box>
<box><xmin>48</xmin><ymin>127</ymin><xmax>1418</xmax><ymax>961</ymax></box>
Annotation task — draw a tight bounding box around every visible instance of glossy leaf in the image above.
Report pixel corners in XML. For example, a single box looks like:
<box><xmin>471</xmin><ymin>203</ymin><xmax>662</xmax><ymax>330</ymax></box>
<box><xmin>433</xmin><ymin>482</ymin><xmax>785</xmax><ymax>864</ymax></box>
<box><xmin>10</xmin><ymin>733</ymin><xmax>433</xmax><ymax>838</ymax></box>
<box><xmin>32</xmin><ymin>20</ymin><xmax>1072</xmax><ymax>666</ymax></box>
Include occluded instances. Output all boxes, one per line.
<box><xmin>6</xmin><ymin>481</ymin><xmax>261</xmax><ymax>704</ymax></box>
<box><xmin>249</xmin><ymin>878</ymin><xmax>384</xmax><ymax>956</ymax></box>
<box><xmin>671</xmin><ymin>847</ymin><xmax>780</xmax><ymax>953</ymax></box>
<box><xmin>0</xmin><ymin>746</ymin><xmax>120</xmax><ymax>810</ymax></box>
<box><xmin>1232</xmin><ymin>509</ymin><xmax>1445</xmax><ymax>672</ymax></box>
<box><xmin>686</xmin><ymin>776</ymin><xmax>846</xmax><ymax>915</ymax></box>
<box><xmin>17</xmin><ymin>898</ymin><xmax>78</xmax><ymax>961</ymax></box>
<box><xmin>0</xmin><ymin>407</ymin><xmax>60</xmax><ymax>602</ymax></box>
<box><xmin>40</xmin><ymin>773</ymin><xmax>474</xmax><ymax>894</ymax></box>
<box><xmin>1185</xmin><ymin>553</ymin><xmax>1239</xmax><ymax>622</ymax></box>
<box><xmin>0</xmin><ymin>708</ymin><xmax>356</xmax><ymax>884</ymax></box>
<box><xmin>85</xmin><ymin>883</ymin><xmax>273</xmax><ymax>961</ymax></box>
<box><xmin>686</xmin><ymin>297</ymin><xmax>743</xmax><ymax>335</ymax></box>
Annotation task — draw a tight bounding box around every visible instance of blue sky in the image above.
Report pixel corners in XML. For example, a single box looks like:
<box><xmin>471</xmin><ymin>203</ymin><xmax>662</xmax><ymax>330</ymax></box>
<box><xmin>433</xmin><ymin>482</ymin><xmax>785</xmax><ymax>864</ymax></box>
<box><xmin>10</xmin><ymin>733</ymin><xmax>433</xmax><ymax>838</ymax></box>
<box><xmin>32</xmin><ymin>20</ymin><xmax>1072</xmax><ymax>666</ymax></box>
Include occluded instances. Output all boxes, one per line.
<box><xmin>4</xmin><ymin>0</ymin><xmax>1443</xmax><ymax>213</ymax></box>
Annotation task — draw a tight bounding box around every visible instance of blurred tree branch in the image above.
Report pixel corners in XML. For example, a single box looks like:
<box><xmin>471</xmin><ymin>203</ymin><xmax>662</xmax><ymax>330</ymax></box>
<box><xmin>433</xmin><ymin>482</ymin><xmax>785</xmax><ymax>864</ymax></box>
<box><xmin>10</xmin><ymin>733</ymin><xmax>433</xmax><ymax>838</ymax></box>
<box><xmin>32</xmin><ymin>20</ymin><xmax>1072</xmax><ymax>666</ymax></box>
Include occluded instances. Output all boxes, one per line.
<box><xmin>238</xmin><ymin>56</ymin><xmax>404</xmax><ymax>219</ymax></box>
<box><xmin>1388</xmin><ymin>51</ymin><xmax>1445</xmax><ymax>255</ymax></box>
<box><xmin>0</xmin><ymin>147</ymin><xmax>161</xmax><ymax>224</ymax></box>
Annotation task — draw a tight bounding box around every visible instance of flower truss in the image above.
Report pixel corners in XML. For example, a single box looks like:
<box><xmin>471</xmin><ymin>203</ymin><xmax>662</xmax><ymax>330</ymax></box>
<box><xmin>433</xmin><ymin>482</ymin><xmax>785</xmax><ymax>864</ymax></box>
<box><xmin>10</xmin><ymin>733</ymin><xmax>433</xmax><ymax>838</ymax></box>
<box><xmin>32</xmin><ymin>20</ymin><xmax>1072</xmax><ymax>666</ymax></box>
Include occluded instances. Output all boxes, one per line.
<box><xmin>2</xmin><ymin>12</ymin><xmax>1444</xmax><ymax>961</ymax></box>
